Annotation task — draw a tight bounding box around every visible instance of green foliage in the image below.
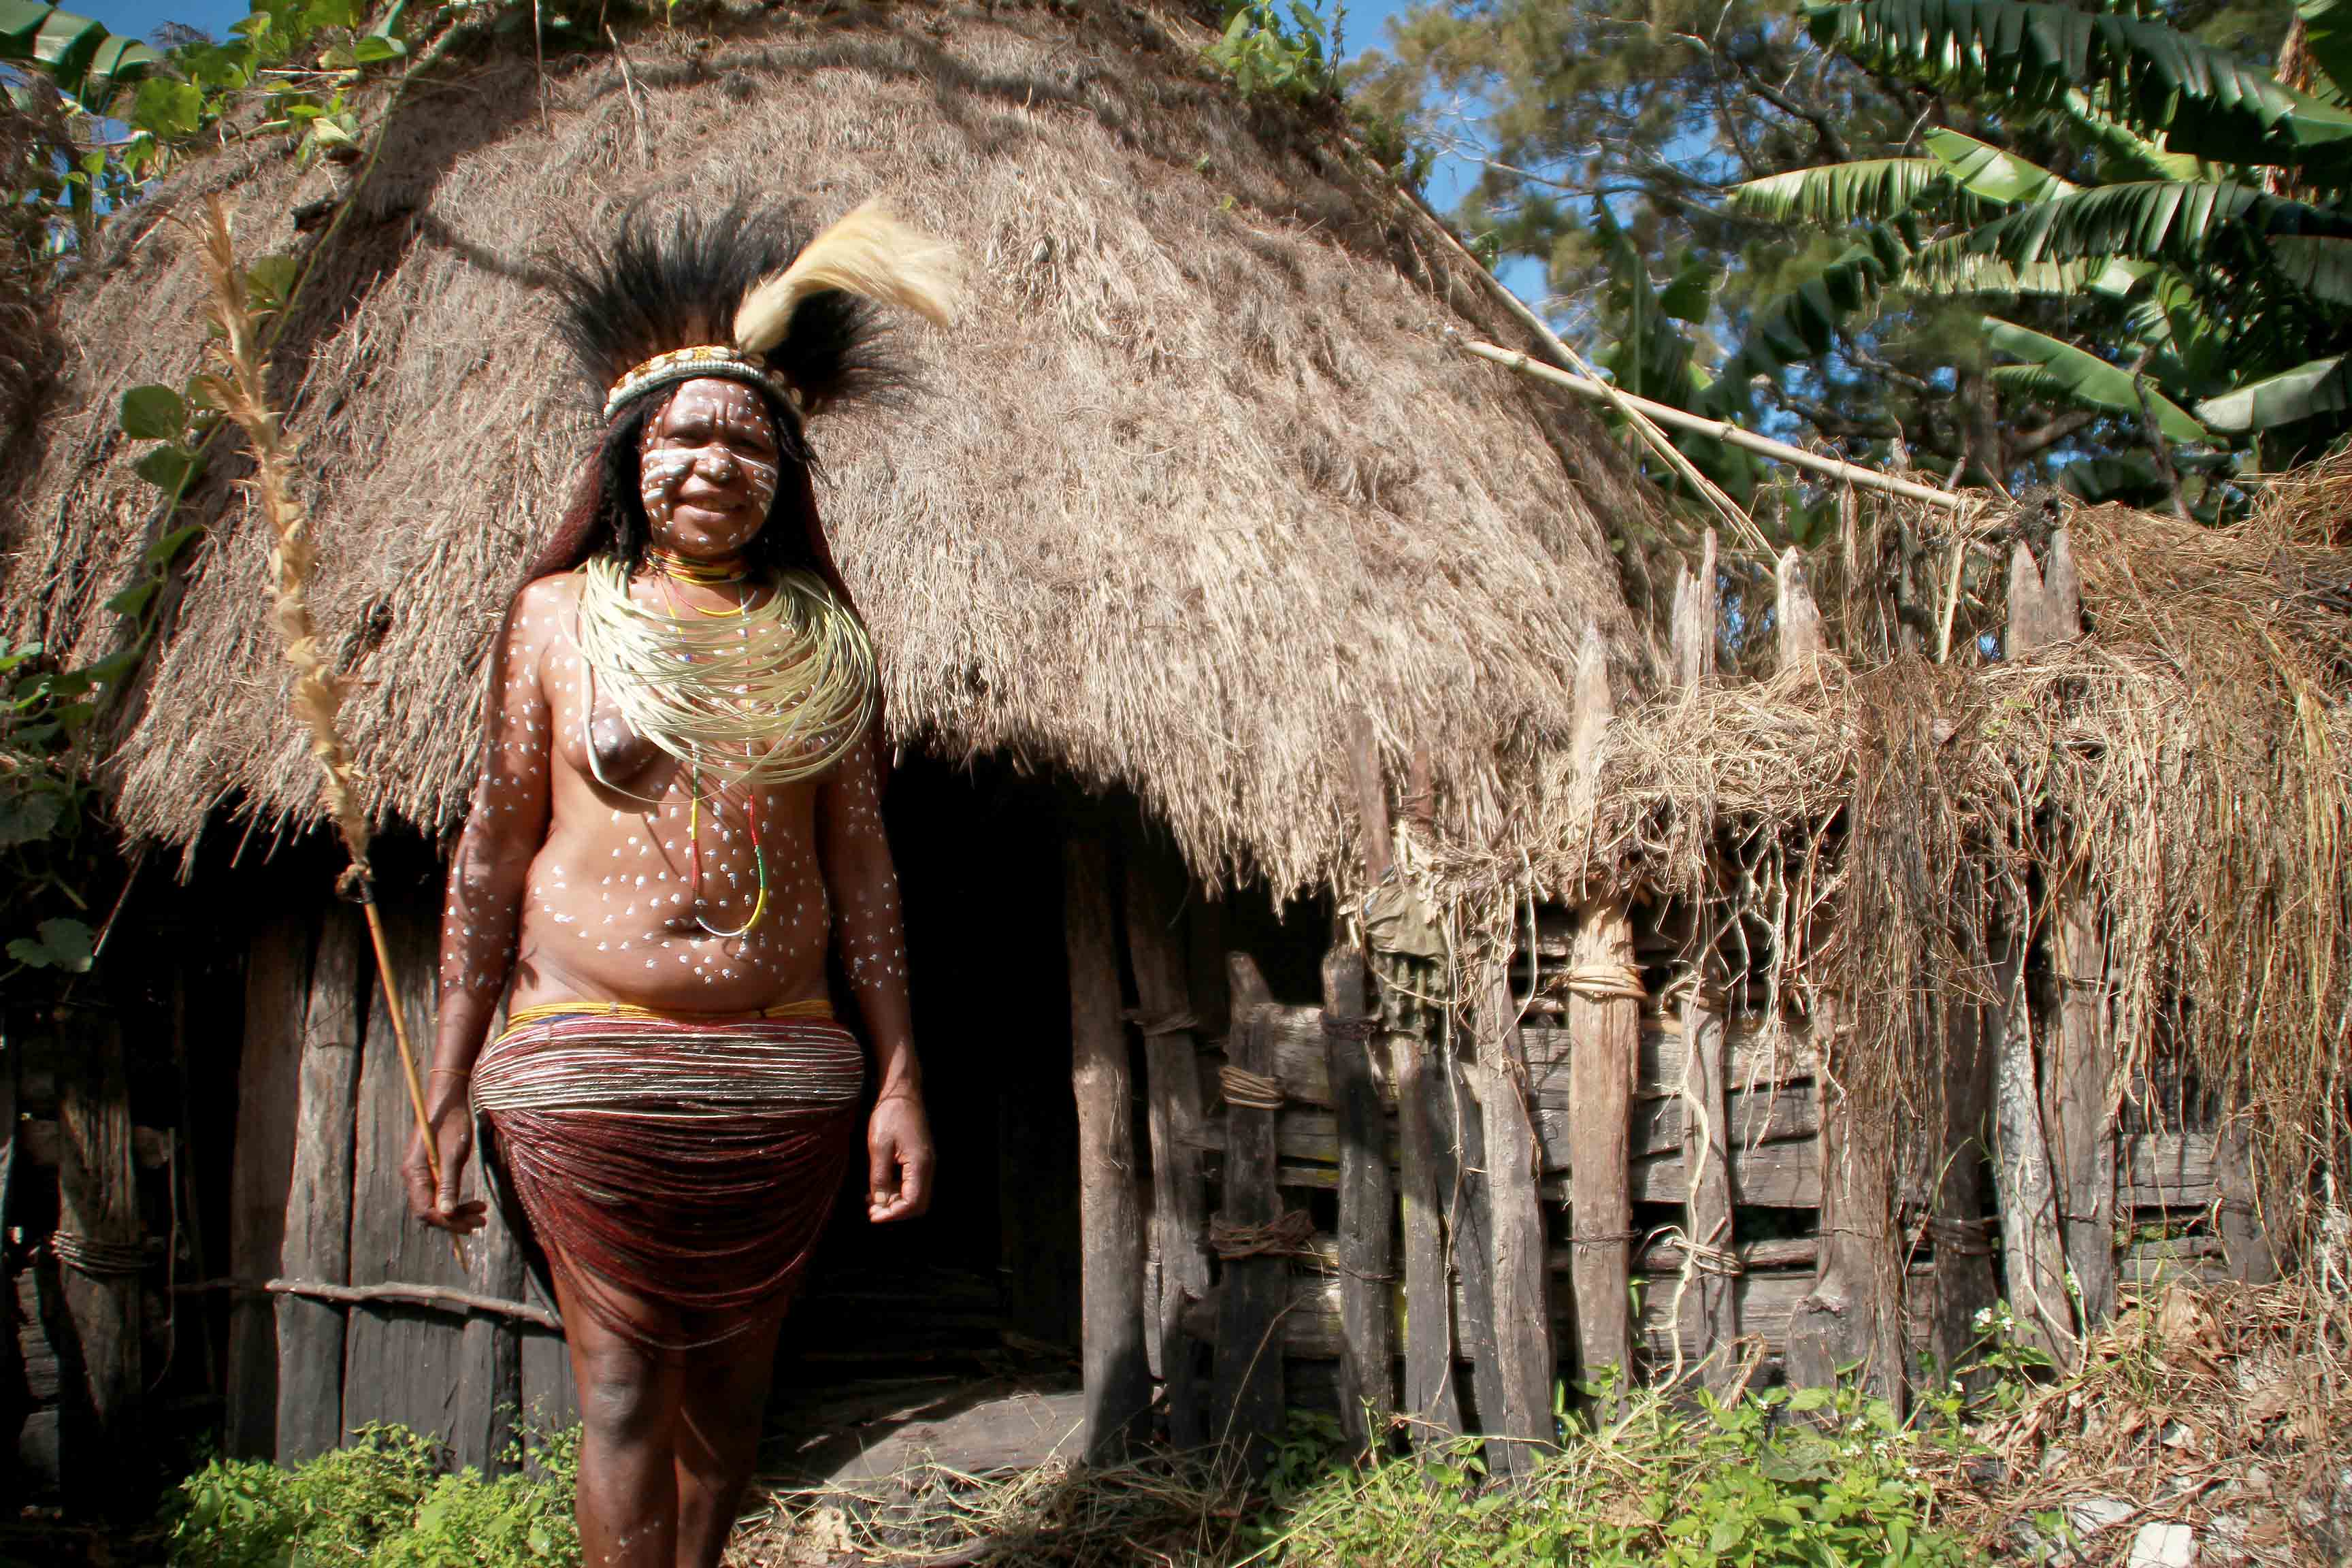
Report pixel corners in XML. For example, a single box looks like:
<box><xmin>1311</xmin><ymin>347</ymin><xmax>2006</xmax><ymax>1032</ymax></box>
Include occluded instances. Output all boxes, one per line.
<box><xmin>0</xmin><ymin>0</ymin><xmax>159</xmax><ymax>112</ymax></box>
<box><xmin>1806</xmin><ymin>0</ymin><xmax>2352</xmax><ymax>172</ymax></box>
<box><xmin>1265</xmin><ymin>1380</ymin><xmax>1980</xmax><ymax>1567</ymax></box>
<box><xmin>1205</xmin><ymin>0</ymin><xmax>1333</xmax><ymax>101</ymax></box>
<box><xmin>170</xmin><ymin>1424</ymin><xmax>580</xmax><ymax>1568</ymax></box>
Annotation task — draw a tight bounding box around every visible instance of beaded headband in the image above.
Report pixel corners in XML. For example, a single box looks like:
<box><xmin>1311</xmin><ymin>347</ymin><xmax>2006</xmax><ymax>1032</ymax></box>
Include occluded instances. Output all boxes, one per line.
<box><xmin>604</xmin><ymin>344</ymin><xmax>803</xmax><ymax>423</ymax></box>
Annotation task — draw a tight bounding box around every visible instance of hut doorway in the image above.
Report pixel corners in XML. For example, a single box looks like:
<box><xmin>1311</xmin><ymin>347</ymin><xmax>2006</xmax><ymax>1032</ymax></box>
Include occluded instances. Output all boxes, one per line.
<box><xmin>768</xmin><ymin>753</ymin><xmax>1085</xmax><ymax>1466</ymax></box>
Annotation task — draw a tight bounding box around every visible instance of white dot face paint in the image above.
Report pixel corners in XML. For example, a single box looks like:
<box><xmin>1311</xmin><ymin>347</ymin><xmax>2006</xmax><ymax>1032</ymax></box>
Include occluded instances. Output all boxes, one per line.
<box><xmin>638</xmin><ymin>378</ymin><xmax>783</xmax><ymax>558</ymax></box>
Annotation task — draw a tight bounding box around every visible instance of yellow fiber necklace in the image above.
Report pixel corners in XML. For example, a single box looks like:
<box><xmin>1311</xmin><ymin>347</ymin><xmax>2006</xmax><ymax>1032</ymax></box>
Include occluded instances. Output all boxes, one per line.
<box><xmin>574</xmin><ymin>555</ymin><xmax>877</xmax><ymax>794</ymax></box>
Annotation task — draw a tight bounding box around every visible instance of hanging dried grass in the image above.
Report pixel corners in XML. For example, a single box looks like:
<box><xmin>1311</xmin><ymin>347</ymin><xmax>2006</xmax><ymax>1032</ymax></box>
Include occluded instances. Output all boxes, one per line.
<box><xmin>1409</xmin><ymin>484</ymin><xmax>2352</xmax><ymax>1257</ymax></box>
<box><xmin>190</xmin><ymin>193</ymin><xmax>371</xmax><ymax>878</ymax></box>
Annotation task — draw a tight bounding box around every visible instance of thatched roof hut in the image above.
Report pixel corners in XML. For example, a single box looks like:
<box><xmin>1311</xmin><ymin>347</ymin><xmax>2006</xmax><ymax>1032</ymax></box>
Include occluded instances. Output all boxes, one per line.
<box><xmin>1</xmin><ymin>0</ymin><xmax>1673</xmax><ymax>1487</ymax></box>
<box><xmin>3</xmin><ymin>0</ymin><xmax>1653</xmax><ymax>896</ymax></box>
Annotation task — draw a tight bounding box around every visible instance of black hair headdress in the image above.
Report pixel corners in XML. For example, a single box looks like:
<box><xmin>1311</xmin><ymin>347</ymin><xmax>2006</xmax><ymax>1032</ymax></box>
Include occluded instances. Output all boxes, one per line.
<box><xmin>547</xmin><ymin>201</ymin><xmax>960</xmax><ymax>425</ymax></box>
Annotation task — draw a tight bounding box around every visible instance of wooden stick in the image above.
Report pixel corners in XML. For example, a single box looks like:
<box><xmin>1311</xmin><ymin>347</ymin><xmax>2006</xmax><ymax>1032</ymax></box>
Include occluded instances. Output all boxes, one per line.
<box><xmin>194</xmin><ymin>199</ymin><xmax>456</xmax><ymax>1267</ymax></box>
<box><xmin>265</xmin><ymin>1276</ymin><xmax>561</xmax><ymax>1332</ymax></box>
<box><xmin>1388</xmin><ymin>189</ymin><xmax>1768</xmax><ymax>551</ymax></box>
<box><xmin>1461</xmin><ymin>341</ymin><xmax>1972</xmax><ymax>514</ymax></box>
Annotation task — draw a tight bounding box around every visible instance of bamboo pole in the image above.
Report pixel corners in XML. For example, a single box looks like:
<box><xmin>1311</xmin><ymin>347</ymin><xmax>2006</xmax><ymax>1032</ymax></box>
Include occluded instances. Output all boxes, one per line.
<box><xmin>1461</xmin><ymin>341</ymin><xmax>1972</xmax><ymax>514</ymax></box>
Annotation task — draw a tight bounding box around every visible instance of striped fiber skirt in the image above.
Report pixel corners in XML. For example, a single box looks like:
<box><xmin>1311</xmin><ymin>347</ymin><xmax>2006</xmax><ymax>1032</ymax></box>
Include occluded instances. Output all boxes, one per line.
<box><xmin>472</xmin><ymin>1000</ymin><xmax>864</xmax><ymax>1350</ymax></box>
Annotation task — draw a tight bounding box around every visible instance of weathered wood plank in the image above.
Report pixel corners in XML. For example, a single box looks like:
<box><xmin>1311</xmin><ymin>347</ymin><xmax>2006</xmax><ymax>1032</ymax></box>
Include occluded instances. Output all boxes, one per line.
<box><xmin>54</xmin><ymin>1011</ymin><xmax>141</xmax><ymax>1469</ymax></box>
<box><xmin>1212</xmin><ymin>958</ymin><xmax>1285</xmax><ymax>1473</ymax></box>
<box><xmin>1474</xmin><ymin>963</ymin><xmax>1550</xmax><ymax>1469</ymax></box>
<box><xmin>1989</xmin><ymin>924</ymin><xmax>2074</xmax><ymax>1360</ymax></box>
<box><xmin>1786</xmin><ymin>998</ymin><xmax>1906</xmax><ymax>1407</ymax></box>
<box><xmin>2212</xmin><ymin>1119</ymin><xmax>2277</xmax><ymax>1285</ymax></box>
<box><xmin>1535</xmin><ymin>1137</ymin><xmax>1820</xmax><ymax>1208</ymax></box>
<box><xmin>2047</xmin><ymin>896</ymin><xmax>2117</xmax><ymax>1328</ymax></box>
<box><xmin>1066</xmin><ymin>832</ymin><xmax>1149</xmax><ymax>1460</ymax></box>
<box><xmin>1929</xmin><ymin>992</ymin><xmax>1999</xmax><ymax>1389</ymax></box>
<box><xmin>1125</xmin><ymin>840</ymin><xmax>1212</xmax><ymax>1450</ymax></box>
<box><xmin>1678</xmin><ymin>975</ymin><xmax>1737</xmax><ymax>1390</ymax></box>
<box><xmin>1670</xmin><ymin>530</ymin><xmax>1719</xmax><ymax>690</ymax></box>
<box><xmin>1322</xmin><ymin>947</ymin><xmax>1393</xmax><ymax>1450</ymax></box>
<box><xmin>1388</xmin><ymin>1025</ymin><xmax>1460</xmax><ymax>1448</ymax></box>
<box><xmin>228</xmin><ymin>913</ymin><xmax>317</xmax><ymax>1459</ymax></box>
<box><xmin>342</xmin><ymin>889</ymin><xmax>496</xmax><ymax>1467</ymax></box>
<box><xmin>1526</xmin><ymin>1019</ymin><xmax>1821</xmax><ymax>1092</ymax></box>
<box><xmin>2121</xmin><ymin>1131</ymin><xmax>2216</xmax><ymax>1208</ymax></box>
<box><xmin>276</xmin><ymin>907</ymin><xmax>368</xmax><ymax>1463</ymax></box>
<box><xmin>1776</xmin><ymin>548</ymin><xmax>1825</xmax><ymax>672</ymax></box>
<box><xmin>1219</xmin><ymin>1268</ymin><xmax>1934</xmax><ymax>1366</ymax></box>
<box><xmin>1431</xmin><ymin>1036</ymin><xmax>1510</xmax><ymax>1454</ymax></box>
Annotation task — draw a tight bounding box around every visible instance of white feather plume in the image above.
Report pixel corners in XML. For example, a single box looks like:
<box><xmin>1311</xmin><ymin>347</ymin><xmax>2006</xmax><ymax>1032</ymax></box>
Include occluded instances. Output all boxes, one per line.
<box><xmin>732</xmin><ymin>199</ymin><xmax>962</xmax><ymax>357</ymax></box>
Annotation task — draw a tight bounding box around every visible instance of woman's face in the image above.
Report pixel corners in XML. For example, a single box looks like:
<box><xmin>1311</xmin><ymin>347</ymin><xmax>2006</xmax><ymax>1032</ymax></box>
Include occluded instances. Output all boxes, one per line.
<box><xmin>636</xmin><ymin>376</ymin><xmax>783</xmax><ymax>559</ymax></box>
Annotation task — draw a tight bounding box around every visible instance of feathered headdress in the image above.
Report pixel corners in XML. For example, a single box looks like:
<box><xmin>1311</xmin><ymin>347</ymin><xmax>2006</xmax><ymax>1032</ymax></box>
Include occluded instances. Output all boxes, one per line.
<box><xmin>549</xmin><ymin>200</ymin><xmax>961</xmax><ymax>425</ymax></box>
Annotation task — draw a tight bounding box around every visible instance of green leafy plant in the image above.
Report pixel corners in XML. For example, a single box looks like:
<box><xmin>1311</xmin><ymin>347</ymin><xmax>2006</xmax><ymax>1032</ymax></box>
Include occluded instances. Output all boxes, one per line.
<box><xmin>0</xmin><ymin>0</ymin><xmax>160</xmax><ymax>112</ymax></box>
<box><xmin>1705</xmin><ymin>0</ymin><xmax>2352</xmax><ymax>509</ymax></box>
<box><xmin>1262</xmin><ymin>1376</ymin><xmax>1981</xmax><ymax>1566</ymax></box>
<box><xmin>170</xmin><ymin>1423</ymin><xmax>581</xmax><ymax>1568</ymax></box>
<box><xmin>1206</xmin><ymin>0</ymin><xmax>1333</xmax><ymax>101</ymax></box>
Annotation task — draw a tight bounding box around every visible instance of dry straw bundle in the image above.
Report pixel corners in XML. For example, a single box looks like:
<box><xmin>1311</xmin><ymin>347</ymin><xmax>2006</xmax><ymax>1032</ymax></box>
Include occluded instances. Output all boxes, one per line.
<box><xmin>1413</xmin><ymin>479</ymin><xmax>2352</xmax><ymax>1255</ymax></box>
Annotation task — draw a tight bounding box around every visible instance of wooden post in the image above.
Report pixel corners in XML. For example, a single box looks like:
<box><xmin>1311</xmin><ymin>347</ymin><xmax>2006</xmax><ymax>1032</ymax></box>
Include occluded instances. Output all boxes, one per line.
<box><xmin>1389</xmin><ymin>1024</ymin><xmax>1461</xmax><ymax>1446</ymax></box>
<box><xmin>1929</xmin><ymin>991</ymin><xmax>2000</xmax><ymax>1390</ymax></box>
<box><xmin>1124</xmin><ymin>840</ymin><xmax>1213</xmax><ymax>1450</ymax></box>
<box><xmin>2214</xmin><ymin>1115</ymin><xmax>2278</xmax><ymax>1285</ymax></box>
<box><xmin>1670</xmin><ymin>536</ymin><xmax>1735</xmax><ymax>1389</ymax></box>
<box><xmin>54</xmin><ymin>1009</ymin><xmax>141</xmax><ymax>1482</ymax></box>
<box><xmin>1065</xmin><ymin>831</ymin><xmax>1151</xmax><ymax>1460</ymax></box>
<box><xmin>1567</xmin><ymin>628</ymin><xmax>1636</xmax><ymax>1411</ymax></box>
<box><xmin>1786</xmin><ymin>997</ymin><xmax>1906</xmax><ymax>1407</ymax></box>
<box><xmin>2043</xmin><ymin>530</ymin><xmax>2116</xmax><ymax>1329</ymax></box>
<box><xmin>1994</xmin><ymin>544</ymin><xmax>2076</xmax><ymax>1361</ymax></box>
<box><xmin>227</xmin><ymin>914</ymin><xmax>317</xmax><ymax>1458</ymax></box>
<box><xmin>275</xmin><ymin>908</ymin><xmax>367</xmax><ymax>1463</ymax></box>
<box><xmin>1671</xmin><ymin>529</ymin><xmax>1719</xmax><ymax>691</ymax></box>
<box><xmin>1474</xmin><ymin>963</ymin><xmax>1554</xmax><ymax>1467</ymax></box>
<box><xmin>1989</xmin><ymin>912</ymin><xmax>2075</xmax><ymax>1360</ymax></box>
<box><xmin>2011</xmin><ymin>529</ymin><xmax>2118</xmax><ymax>1335</ymax></box>
<box><xmin>1776</xmin><ymin>547</ymin><xmax>1825</xmax><ymax>672</ymax></box>
<box><xmin>1324</xmin><ymin>946</ymin><xmax>1394</xmax><ymax>1451</ymax></box>
<box><xmin>1433</xmin><ymin>1033</ymin><xmax>1511</xmax><ymax>1453</ymax></box>
<box><xmin>1213</xmin><ymin>954</ymin><xmax>1285</xmax><ymax>1473</ymax></box>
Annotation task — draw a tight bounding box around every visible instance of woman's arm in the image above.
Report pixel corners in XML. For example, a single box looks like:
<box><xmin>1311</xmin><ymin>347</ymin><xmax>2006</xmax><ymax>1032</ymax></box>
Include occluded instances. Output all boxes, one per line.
<box><xmin>403</xmin><ymin>579</ymin><xmax>558</xmax><ymax>1229</ymax></box>
<box><xmin>817</xmin><ymin>730</ymin><xmax>932</xmax><ymax>1222</ymax></box>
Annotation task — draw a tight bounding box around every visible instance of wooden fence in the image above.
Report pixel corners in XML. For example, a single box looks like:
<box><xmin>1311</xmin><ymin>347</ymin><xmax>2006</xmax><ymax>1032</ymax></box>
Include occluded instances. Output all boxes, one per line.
<box><xmin>1078</xmin><ymin>527</ymin><xmax>2278</xmax><ymax>1472</ymax></box>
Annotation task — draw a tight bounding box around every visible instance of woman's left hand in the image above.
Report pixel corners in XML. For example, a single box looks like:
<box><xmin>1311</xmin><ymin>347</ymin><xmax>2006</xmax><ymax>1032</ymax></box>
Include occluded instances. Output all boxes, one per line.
<box><xmin>867</xmin><ymin>1093</ymin><xmax>934</xmax><ymax>1223</ymax></box>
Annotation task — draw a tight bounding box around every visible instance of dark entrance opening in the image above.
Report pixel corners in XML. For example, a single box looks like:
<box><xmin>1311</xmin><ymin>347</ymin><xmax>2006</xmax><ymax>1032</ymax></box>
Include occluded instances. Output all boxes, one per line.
<box><xmin>767</xmin><ymin>753</ymin><xmax>1083</xmax><ymax>1473</ymax></box>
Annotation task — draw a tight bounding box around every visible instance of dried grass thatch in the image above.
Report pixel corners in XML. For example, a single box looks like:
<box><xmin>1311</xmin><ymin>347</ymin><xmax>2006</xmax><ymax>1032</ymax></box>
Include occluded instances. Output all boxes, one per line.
<box><xmin>0</xmin><ymin>0</ymin><xmax>1656</xmax><ymax>897</ymax></box>
<box><xmin>1411</xmin><ymin>476</ymin><xmax>2352</xmax><ymax>1253</ymax></box>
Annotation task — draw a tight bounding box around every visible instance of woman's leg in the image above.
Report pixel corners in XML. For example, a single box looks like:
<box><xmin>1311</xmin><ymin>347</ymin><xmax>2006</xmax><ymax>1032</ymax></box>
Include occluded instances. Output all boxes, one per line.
<box><xmin>672</xmin><ymin>1306</ymin><xmax>789</xmax><ymax>1568</ymax></box>
<box><xmin>557</xmin><ymin>1273</ymin><xmax>689</xmax><ymax>1568</ymax></box>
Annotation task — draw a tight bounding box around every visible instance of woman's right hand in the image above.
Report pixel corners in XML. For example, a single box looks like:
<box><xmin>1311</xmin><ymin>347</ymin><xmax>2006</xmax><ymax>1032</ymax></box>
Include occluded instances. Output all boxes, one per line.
<box><xmin>402</xmin><ymin>1097</ymin><xmax>488</xmax><ymax>1233</ymax></box>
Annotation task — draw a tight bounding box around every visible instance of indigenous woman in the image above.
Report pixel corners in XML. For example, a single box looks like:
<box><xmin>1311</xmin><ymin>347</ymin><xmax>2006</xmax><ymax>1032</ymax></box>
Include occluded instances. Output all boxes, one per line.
<box><xmin>404</xmin><ymin>203</ymin><xmax>959</xmax><ymax>1568</ymax></box>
